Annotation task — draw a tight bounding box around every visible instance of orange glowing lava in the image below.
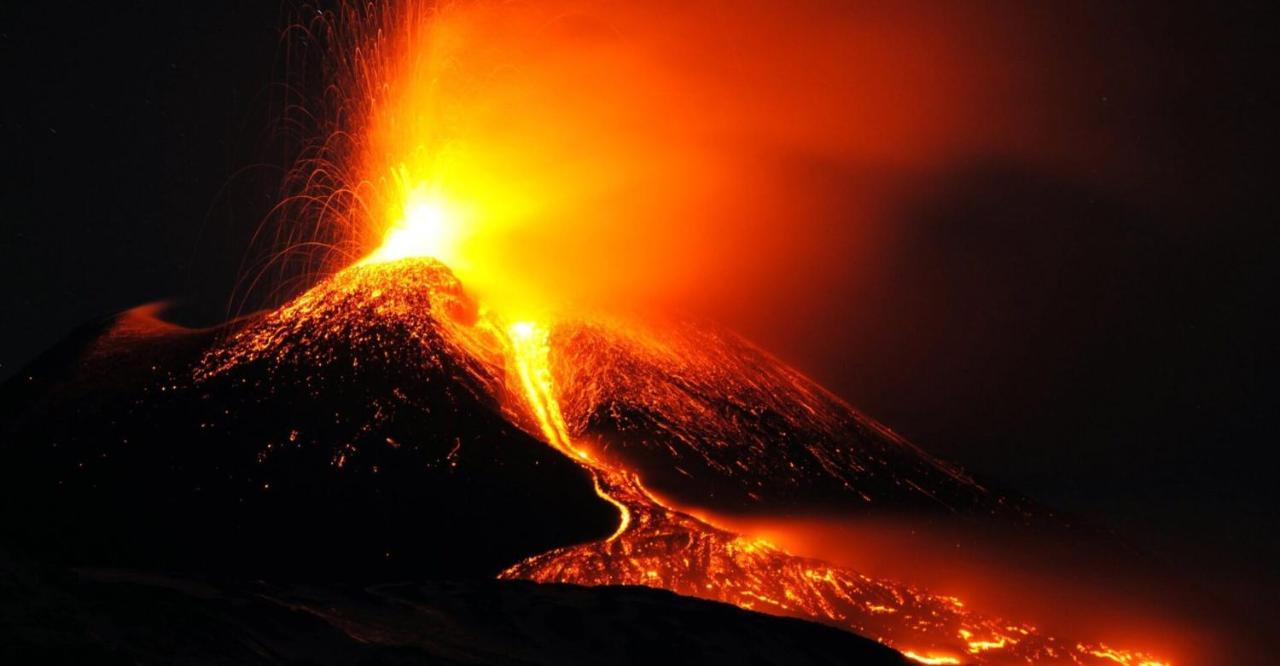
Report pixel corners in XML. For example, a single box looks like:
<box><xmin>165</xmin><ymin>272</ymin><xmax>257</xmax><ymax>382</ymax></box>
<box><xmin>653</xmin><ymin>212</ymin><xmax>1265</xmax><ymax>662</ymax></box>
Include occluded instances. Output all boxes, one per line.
<box><xmin>902</xmin><ymin>653</ymin><xmax>961</xmax><ymax>665</ymax></box>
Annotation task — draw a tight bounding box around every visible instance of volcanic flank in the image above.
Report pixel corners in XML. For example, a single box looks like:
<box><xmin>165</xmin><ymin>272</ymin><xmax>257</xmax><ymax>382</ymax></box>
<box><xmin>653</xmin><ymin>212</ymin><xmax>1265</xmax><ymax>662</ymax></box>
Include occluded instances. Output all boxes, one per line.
<box><xmin>0</xmin><ymin>260</ymin><xmax>618</xmax><ymax>580</ymax></box>
<box><xmin>543</xmin><ymin>315</ymin><xmax>1037</xmax><ymax>517</ymax></box>
<box><xmin>0</xmin><ymin>258</ymin><xmax>1171</xmax><ymax>665</ymax></box>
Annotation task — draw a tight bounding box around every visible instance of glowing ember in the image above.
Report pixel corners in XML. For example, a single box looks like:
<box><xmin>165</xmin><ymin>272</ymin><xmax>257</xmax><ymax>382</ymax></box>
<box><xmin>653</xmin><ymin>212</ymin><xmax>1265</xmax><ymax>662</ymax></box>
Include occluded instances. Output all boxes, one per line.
<box><xmin>902</xmin><ymin>653</ymin><xmax>961</xmax><ymax>665</ymax></box>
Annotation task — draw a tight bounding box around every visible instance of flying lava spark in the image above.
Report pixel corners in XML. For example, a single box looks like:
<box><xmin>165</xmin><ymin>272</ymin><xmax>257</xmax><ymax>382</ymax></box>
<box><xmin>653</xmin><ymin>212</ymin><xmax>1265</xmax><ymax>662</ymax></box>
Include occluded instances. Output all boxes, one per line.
<box><xmin>0</xmin><ymin>1</ymin><xmax>1190</xmax><ymax>665</ymax></box>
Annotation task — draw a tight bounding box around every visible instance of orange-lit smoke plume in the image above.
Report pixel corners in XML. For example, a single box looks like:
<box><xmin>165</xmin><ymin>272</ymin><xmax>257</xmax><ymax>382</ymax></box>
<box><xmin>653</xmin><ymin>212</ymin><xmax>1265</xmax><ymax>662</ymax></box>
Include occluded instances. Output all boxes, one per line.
<box><xmin>273</xmin><ymin>0</ymin><xmax>1095</xmax><ymax>323</ymax></box>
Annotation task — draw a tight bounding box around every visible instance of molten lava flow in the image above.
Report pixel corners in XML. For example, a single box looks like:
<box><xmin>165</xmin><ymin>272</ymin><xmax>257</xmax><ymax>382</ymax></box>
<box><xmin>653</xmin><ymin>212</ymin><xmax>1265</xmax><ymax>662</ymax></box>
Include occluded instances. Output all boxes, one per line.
<box><xmin>902</xmin><ymin>654</ymin><xmax>961</xmax><ymax>666</ymax></box>
<box><xmin>504</xmin><ymin>321</ymin><xmax>576</xmax><ymax>458</ymax></box>
<box><xmin>503</xmin><ymin>320</ymin><xmax>630</xmax><ymax>541</ymax></box>
<box><xmin>472</xmin><ymin>283</ymin><xmax>1171</xmax><ymax>666</ymax></box>
<box><xmin>498</xmin><ymin>436</ymin><xmax>1169</xmax><ymax>665</ymax></box>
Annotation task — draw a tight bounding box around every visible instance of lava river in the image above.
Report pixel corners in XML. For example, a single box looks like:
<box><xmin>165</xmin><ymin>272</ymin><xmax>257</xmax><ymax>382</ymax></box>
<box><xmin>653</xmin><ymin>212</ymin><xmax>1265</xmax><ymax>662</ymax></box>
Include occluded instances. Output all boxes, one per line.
<box><xmin>494</xmin><ymin>314</ymin><xmax>1168</xmax><ymax>666</ymax></box>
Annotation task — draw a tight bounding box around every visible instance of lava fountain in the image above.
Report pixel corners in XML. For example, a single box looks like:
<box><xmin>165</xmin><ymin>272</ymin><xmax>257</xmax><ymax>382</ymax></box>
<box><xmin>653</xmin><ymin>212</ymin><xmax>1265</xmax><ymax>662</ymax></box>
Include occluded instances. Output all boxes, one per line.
<box><xmin>221</xmin><ymin>1</ymin><xmax>1181</xmax><ymax>664</ymax></box>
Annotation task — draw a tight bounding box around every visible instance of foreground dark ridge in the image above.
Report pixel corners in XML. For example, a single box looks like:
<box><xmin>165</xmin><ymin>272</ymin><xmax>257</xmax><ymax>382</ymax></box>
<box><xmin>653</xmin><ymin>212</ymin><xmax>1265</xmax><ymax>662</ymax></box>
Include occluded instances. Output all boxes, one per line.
<box><xmin>0</xmin><ymin>549</ymin><xmax>909</xmax><ymax>666</ymax></box>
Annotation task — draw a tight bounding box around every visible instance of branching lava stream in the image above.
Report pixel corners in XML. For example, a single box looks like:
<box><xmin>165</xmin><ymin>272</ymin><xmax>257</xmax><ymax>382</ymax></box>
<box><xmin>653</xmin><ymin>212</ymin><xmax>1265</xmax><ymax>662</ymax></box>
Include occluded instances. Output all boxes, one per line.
<box><xmin>491</xmin><ymin>316</ymin><xmax>1168</xmax><ymax>666</ymax></box>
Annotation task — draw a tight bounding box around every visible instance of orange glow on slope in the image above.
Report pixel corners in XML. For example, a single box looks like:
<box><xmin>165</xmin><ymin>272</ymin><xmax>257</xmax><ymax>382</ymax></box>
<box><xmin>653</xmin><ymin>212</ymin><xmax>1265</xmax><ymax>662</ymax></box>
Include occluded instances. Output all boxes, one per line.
<box><xmin>959</xmin><ymin>628</ymin><xmax>1011</xmax><ymax>654</ymax></box>
<box><xmin>902</xmin><ymin>652</ymin><xmax>961</xmax><ymax>665</ymax></box>
<box><xmin>1084</xmin><ymin>644</ymin><xmax>1172</xmax><ymax>666</ymax></box>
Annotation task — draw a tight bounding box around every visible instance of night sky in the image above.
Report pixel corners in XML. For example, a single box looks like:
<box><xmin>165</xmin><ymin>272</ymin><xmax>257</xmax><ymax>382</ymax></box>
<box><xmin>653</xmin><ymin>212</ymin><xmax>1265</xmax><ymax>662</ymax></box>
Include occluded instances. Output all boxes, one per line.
<box><xmin>2</xmin><ymin>0</ymin><xmax>1276</xmax><ymax>646</ymax></box>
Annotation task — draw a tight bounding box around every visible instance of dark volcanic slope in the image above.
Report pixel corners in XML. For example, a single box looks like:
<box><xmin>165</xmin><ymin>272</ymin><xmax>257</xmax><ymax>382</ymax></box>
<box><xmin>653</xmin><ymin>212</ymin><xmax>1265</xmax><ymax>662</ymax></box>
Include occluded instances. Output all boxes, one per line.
<box><xmin>0</xmin><ymin>550</ymin><xmax>908</xmax><ymax>666</ymax></box>
<box><xmin>550</xmin><ymin>317</ymin><xmax>1038</xmax><ymax>519</ymax></box>
<box><xmin>0</xmin><ymin>261</ymin><xmax>616</xmax><ymax>580</ymax></box>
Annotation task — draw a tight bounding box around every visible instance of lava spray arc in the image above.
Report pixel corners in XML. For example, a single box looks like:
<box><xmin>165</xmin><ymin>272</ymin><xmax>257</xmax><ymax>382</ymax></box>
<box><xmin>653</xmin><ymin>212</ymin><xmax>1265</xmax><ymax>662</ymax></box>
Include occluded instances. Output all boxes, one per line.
<box><xmin>254</xmin><ymin>0</ymin><xmax>1096</xmax><ymax>321</ymax></box>
<box><xmin>243</xmin><ymin>1</ymin><xmax>1181</xmax><ymax>664</ymax></box>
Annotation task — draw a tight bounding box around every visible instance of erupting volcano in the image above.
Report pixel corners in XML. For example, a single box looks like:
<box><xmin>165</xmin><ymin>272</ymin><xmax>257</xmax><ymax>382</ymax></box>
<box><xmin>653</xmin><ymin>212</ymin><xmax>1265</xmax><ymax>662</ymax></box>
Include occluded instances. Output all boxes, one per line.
<box><xmin>227</xmin><ymin>253</ymin><xmax>1179</xmax><ymax>665</ymax></box>
<box><xmin>0</xmin><ymin>1</ymin><xmax>1194</xmax><ymax>665</ymax></box>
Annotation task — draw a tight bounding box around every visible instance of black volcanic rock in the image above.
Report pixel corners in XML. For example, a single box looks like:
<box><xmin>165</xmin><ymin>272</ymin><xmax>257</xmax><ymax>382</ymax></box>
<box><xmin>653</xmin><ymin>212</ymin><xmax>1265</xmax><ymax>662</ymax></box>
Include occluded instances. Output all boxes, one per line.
<box><xmin>0</xmin><ymin>548</ymin><xmax>908</xmax><ymax>666</ymax></box>
<box><xmin>0</xmin><ymin>261</ymin><xmax>617</xmax><ymax>580</ymax></box>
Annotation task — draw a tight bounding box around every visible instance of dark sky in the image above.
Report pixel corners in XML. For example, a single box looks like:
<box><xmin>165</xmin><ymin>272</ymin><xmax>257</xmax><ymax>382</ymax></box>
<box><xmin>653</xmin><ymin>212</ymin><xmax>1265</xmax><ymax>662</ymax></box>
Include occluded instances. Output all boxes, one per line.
<box><xmin>2</xmin><ymin>0</ymin><xmax>1276</xmax><ymax>646</ymax></box>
